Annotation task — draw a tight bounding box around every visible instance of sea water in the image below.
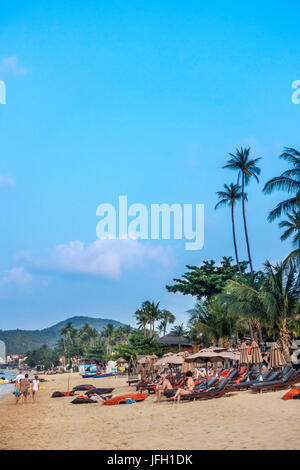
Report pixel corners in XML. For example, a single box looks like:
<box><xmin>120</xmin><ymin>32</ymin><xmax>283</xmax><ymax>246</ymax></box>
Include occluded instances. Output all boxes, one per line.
<box><xmin>0</xmin><ymin>370</ymin><xmax>17</xmax><ymax>399</ymax></box>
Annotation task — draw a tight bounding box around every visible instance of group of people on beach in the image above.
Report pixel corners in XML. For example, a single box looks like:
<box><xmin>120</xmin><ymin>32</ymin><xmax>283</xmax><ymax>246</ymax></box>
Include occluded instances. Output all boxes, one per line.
<box><xmin>14</xmin><ymin>371</ymin><xmax>40</xmax><ymax>404</ymax></box>
<box><xmin>154</xmin><ymin>370</ymin><xmax>196</xmax><ymax>404</ymax></box>
<box><xmin>153</xmin><ymin>345</ymin><xmax>272</xmax><ymax>404</ymax></box>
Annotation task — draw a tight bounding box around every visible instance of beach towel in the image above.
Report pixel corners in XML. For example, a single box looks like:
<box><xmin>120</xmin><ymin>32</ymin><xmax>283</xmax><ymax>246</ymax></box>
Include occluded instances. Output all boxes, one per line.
<box><xmin>103</xmin><ymin>393</ymin><xmax>148</xmax><ymax>406</ymax></box>
<box><xmin>71</xmin><ymin>396</ymin><xmax>97</xmax><ymax>404</ymax></box>
<box><xmin>282</xmin><ymin>387</ymin><xmax>300</xmax><ymax>400</ymax></box>
<box><xmin>72</xmin><ymin>384</ymin><xmax>95</xmax><ymax>391</ymax></box>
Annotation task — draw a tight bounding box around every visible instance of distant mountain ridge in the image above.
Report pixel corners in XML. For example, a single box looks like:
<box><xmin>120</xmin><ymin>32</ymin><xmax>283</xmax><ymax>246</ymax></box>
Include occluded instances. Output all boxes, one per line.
<box><xmin>0</xmin><ymin>316</ymin><xmax>125</xmax><ymax>355</ymax></box>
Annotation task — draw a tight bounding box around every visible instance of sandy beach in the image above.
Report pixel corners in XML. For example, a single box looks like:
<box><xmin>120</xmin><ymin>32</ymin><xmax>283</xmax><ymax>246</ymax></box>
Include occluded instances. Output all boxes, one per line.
<box><xmin>0</xmin><ymin>372</ymin><xmax>299</xmax><ymax>450</ymax></box>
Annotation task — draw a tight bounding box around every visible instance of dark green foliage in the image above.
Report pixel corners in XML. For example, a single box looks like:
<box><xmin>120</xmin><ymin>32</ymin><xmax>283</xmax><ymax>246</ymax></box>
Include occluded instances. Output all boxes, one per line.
<box><xmin>25</xmin><ymin>344</ymin><xmax>60</xmax><ymax>369</ymax></box>
<box><xmin>113</xmin><ymin>330</ymin><xmax>169</xmax><ymax>361</ymax></box>
<box><xmin>166</xmin><ymin>257</ymin><xmax>248</xmax><ymax>300</ymax></box>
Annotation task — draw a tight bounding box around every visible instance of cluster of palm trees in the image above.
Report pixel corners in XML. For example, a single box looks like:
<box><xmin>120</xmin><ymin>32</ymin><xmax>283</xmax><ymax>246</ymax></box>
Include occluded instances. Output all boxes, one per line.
<box><xmin>58</xmin><ymin>321</ymin><xmax>131</xmax><ymax>358</ymax></box>
<box><xmin>134</xmin><ymin>301</ymin><xmax>175</xmax><ymax>337</ymax></box>
<box><xmin>187</xmin><ymin>261</ymin><xmax>299</xmax><ymax>362</ymax></box>
<box><xmin>216</xmin><ymin>146</ymin><xmax>300</xmax><ymax>271</ymax></box>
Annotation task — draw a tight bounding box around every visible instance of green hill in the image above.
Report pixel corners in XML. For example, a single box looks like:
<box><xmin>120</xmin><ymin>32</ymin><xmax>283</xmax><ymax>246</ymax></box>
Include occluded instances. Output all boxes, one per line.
<box><xmin>0</xmin><ymin>316</ymin><xmax>125</xmax><ymax>355</ymax></box>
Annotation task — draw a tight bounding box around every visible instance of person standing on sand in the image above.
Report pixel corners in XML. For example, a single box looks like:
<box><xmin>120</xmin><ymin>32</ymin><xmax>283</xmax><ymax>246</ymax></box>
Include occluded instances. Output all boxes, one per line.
<box><xmin>14</xmin><ymin>370</ymin><xmax>25</xmax><ymax>402</ymax></box>
<box><xmin>32</xmin><ymin>375</ymin><xmax>40</xmax><ymax>402</ymax></box>
<box><xmin>15</xmin><ymin>370</ymin><xmax>24</xmax><ymax>391</ymax></box>
<box><xmin>17</xmin><ymin>374</ymin><xmax>30</xmax><ymax>404</ymax></box>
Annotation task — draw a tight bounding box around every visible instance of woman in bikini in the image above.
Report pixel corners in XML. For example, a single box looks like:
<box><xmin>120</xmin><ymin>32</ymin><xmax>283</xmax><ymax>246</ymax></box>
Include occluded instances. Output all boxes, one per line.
<box><xmin>171</xmin><ymin>371</ymin><xmax>195</xmax><ymax>404</ymax></box>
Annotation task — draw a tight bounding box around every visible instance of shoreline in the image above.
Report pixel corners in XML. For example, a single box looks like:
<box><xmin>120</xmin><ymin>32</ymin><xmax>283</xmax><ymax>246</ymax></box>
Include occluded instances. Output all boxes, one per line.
<box><xmin>0</xmin><ymin>372</ymin><xmax>299</xmax><ymax>450</ymax></box>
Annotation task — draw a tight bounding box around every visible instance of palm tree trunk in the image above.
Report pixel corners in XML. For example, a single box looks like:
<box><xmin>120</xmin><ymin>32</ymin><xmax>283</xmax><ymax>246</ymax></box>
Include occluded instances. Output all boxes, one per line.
<box><xmin>257</xmin><ymin>320</ymin><xmax>263</xmax><ymax>345</ymax></box>
<box><xmin>242</xmin><ymin>174</ymin><xmax>254</xmax><ymax>275</ymax></box>
<box><xmin>249</xmin><ymin>321</ymin><xmax>254</xmax><ymax>341</ymax></box>
<box><xmin>280</xmin><ymin>319</ymin><xmax>292</xmax><ymax>364</ymax></box>
<box><xmin>231</xmin><ymin>204</ymin><xmax>242</xmax><ymax>274</ymax></box>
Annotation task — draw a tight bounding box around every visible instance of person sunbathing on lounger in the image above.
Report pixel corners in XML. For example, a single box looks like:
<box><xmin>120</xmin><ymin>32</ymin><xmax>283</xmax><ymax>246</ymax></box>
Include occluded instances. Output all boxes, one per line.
<box><xmin>171</xmin><ymin>371</ymin><xmax>195</xmax><ymax>404</ymax></box>
<box><xmin>154</xmin><ymin>374</ymin><xmax>173</xmax><ymax>403</ymax></box>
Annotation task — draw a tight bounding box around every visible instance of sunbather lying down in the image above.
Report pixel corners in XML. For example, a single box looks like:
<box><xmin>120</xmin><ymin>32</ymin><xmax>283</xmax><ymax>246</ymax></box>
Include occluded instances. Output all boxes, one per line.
<box><xmin>171</xmin><ymin>371</ymin><xmax>195</xmax><ymax>403</ymax></box>
<box><xmin>154</xmin><ymin>374</ymin><xmax>173</xmax><ymax>403</ymax></box>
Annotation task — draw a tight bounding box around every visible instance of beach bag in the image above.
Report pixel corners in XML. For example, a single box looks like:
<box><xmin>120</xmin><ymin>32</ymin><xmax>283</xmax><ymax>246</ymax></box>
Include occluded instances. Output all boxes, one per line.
<box><xmin>282</xmin><ymin>387</ymin><xmax>300</xmax><ymax>400</ymax></box>
<box><xmin>103</xmin><ymin>393</ymin><xmax>148</xmax><ymax>406</ymax></box>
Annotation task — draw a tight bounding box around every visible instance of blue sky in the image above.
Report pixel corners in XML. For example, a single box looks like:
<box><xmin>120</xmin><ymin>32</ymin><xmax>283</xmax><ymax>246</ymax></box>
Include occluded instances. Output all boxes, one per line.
<box><xmin>0</xmin><ymin>1</ymin><xmax>299</xmax><ymax>330</ymax></box>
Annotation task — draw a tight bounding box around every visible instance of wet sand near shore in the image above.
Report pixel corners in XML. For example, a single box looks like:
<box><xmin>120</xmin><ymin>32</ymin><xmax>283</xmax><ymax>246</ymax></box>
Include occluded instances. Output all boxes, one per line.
<box><xmin>0</xmin><ymin>373</ymin><xmax>299</xmax><ymax>450</ymax></box>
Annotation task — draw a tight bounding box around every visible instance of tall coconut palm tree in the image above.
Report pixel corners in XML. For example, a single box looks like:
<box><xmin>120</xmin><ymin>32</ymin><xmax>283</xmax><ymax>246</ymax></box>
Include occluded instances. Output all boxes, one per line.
<box><xmin>279</xmin><ymin>209</ymin><xmax>300</xmax><ymax>267</ymax></box>
<box><xmin>158</xmin><ymin>309</ymin><xmax>176</xmax><ymax>336</ymax></box>
<box><xmin>263</xmin><ymin>147</ymin><xmax>300</xmax><ymax>221</ymax></box>
<box><xmin>103</xmin><ymin>323</ymin><xmax>115</xmax><ymax>355</ymax></box>
<box><xmin>78</xmin><ymin>323</ymin><xmax>94</xmax><ymax>348</ymax></box>
<box><xmin>170</xmin><ymin>324</ymin><xmax>188</xmax><ymax>352</ymax></box>
<box><xmin>279</xmin><ymin>210</ymin><xmax>300</xmax><ymax>248</ymax></box>
<box><xmin>215</xmin><ymin>183</ymin><xmax>244</xmax><ymax>274</ymax></box>
<box><xmin>142</xmin><ymin>301</ymin><xmax>161</xmax><ymax>336</ymax></box>
<box><xmin>134</xmin><ymin>308</ymin><xmax>149</xmax><ymax>336</ymax></box>
<box><xmin>188</xmin><ymin>298</ymin><xmax>248</xmax><ymax>347</ymax></box>
<box><xmin>60</xmin><ymin>322</ymin><xmax>76</xmax><ymax>348</ymax></box>
<box><xmin>223</xmin><ymin>147</ymin><xmax>261</xmax><ymax>275</ymax></box>
<box><xmin>89</xmin><ymin>328</ymin><xmax>99</xmax><ymax>347</ymax></box>
<box><xmin>262</xmin><ymin>261</ymin><xmax>300</xmax><ymax>363</ymax></box>
<box><xmin>220</xmin><ymin>278</ymin><xmax>265</xmax><ymax>344</ymax></box>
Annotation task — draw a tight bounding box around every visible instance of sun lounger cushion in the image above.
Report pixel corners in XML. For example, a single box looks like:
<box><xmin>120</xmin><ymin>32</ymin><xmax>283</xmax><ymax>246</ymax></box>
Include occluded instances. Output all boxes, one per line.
<box><xmin>103</xmin><ymin>393</ymin><xmax>148</xmax><ymax>406</ymax></box>
<box><xmin>72</xmin><ymin>384</ymin><xmax>95</xmax><ymax>391</ymax></box>
<box><xmin>71</xmin><ymin>396</ymin><xmax>97</xmax><ymax>404</ymax></box>
<box><xmin>85</xmin><ymin>388</ymin><xmax>114</xmax><ymax>396</ymax></box>
<box><xmin>51</xmin><ymin>391</ymin><xmax>77</xmax><ymax>398</ymax></box>
<box><xmin>282</xmin><ymin>387</ymin><xmax>300</xmax><ymax>400</ymax></box>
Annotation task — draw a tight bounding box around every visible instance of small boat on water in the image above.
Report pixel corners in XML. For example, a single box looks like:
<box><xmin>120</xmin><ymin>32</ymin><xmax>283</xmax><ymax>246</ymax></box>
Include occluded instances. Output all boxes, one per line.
<box><xmin>80</xmin><ymin>373</ymin><xmax>114</xmax><ymax>379</ymax></box>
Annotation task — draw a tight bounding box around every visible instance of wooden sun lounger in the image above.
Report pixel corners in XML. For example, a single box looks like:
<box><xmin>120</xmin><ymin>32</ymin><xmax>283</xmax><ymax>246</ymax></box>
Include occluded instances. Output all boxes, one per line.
<box><xmin>126</xmin><ymin>379</ymin><xmax>140</xmax><ymax>386</ymax></box>
<box><xmin>292</xmin><ymin>368</ymin><xmax>300</xmax><ymax>384</ymax></box>
<box><xmin>251</xmin><ymin>368</ymin><xmax>296</xmax><ymax>392</ymax></box>
<box><xmin>181</xmin><ymin>377</ymin><xmax>230</xmax><ymax>401</ymax></box>
<box><xmin>228</xmin><ymin>370</ymin><xmax>279</xmax><ymax>391</ymax></box>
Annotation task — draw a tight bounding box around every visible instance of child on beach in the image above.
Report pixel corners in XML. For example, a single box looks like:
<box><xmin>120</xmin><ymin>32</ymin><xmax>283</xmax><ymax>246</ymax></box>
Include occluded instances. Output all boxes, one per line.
<box><xmin>32</xmin><ymin>376</ymin><xmax>40</xmax><ymax>401</ymax></box>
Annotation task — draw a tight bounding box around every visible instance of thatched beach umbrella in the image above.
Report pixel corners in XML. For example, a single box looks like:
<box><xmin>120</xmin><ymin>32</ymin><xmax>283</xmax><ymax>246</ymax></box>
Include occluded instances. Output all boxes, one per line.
<box><xmin>136</xmin><ymin>363</ymin><xmax>144</xmax><ymax>374</ymax></box>
<box><xmin>251</xmin><ymin>341</ymin><xmax>263</xmax><ymax>365</ymax></box>
<box><xmin>251</xmin><ymin>340</ymin><xmax>263</xmax><ymax>380</ymax></box>
<box><xmin>239</xmin><ymin>342</ymin><xmax>250</xmax><ymax>365</ymax></box>
<box><xmin>116</xmin><ymin>357</ymin><xmax>126</xmax><ymax>364</ymax></box>
<box><xmin>144</xmin><ymin>356</ymin><xmax>153</xmax><ymax>374</ymax></box>
<box><xmin>269</xmin><ymin>342</ymin><xmax>286</xmax><ymax>369</ymax></box>
<box><xmin>186</xmin><ymin>349</ymin><xmax>225</xmax><ymax>388</ymax></box>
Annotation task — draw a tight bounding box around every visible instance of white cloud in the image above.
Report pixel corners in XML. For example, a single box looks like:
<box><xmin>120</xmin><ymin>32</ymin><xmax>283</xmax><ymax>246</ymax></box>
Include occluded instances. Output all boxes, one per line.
<box><xmin>45</xmin><ymin>238</ymin><xmax>175</xmax><ymax>279</ymax></box>
<box><xmin>2</xmin><ymin>267</ymin><xmax>32</xmax><ymax>285</ymax></box>
<box><xmin>0</xmin><ymin>174</ymin><xmax>14</xmax><ymax>188</ymax></box>
<box><xmin>0</xmin><ymin>56</ymin><xmax>28</xmax><ymax>76</ymax></box>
